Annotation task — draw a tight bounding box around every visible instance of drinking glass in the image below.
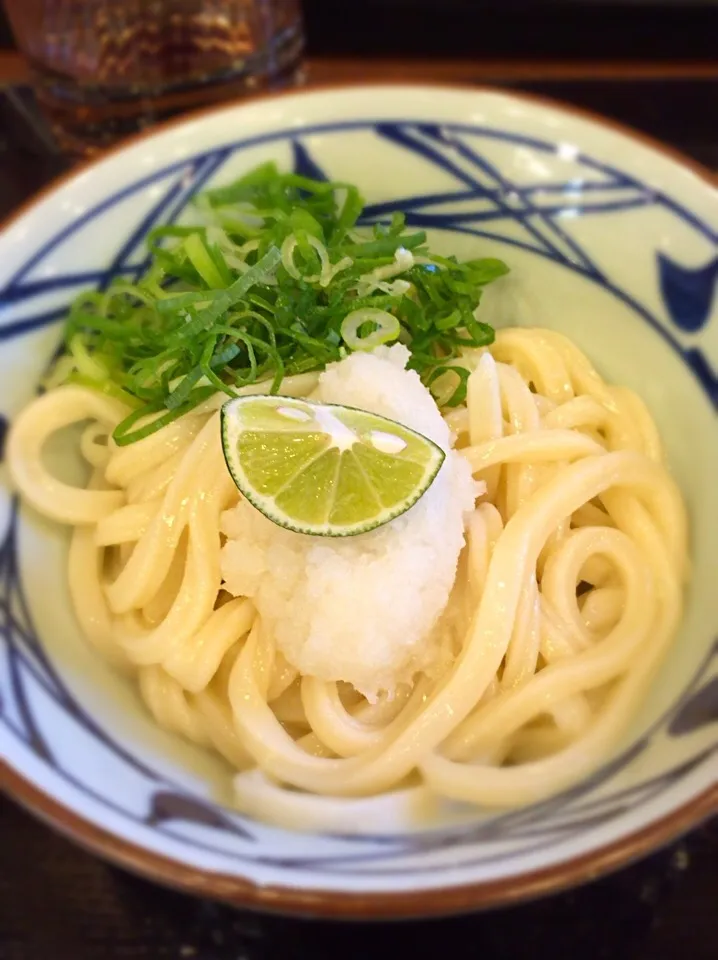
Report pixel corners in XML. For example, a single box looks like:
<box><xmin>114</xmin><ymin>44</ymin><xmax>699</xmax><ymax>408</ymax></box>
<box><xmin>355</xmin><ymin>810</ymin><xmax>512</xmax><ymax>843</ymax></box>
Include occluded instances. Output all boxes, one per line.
<box><xmin>5</xmin><ymin>0</ymin><xmax>304</xmax><ymax>155</ymax></box>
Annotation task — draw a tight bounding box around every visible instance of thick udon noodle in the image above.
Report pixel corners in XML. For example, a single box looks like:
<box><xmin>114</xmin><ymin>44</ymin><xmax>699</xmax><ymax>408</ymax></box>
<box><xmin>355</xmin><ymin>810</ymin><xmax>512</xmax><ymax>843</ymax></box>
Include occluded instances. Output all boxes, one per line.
<box><xmin>9</xmin><ymin>328</ymin><xmax>688</xmax><ymax>830</ymax></box>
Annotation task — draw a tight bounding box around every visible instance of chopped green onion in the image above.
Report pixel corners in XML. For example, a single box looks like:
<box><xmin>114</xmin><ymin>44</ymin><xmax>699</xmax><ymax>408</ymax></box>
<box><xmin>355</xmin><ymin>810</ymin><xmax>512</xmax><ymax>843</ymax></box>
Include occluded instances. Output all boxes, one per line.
<box><xmin>183</xmin><ymin>233</ymin><xmax>227</xmax><ymax>289</ymax></box>
<box><xmin>176</xmin><ymin>247</ymin><xmax>281</xmax><ymax>340</ymax></box>
<box><xmin>344</xmin><ymin>232</ymin><xmax>426</xmax><ymax>259</ymax></box>
<box><xmin>425</xmin><ymin>365</ymin><xmax>472</xmax><ymax>407</ymax></box>
<box><xmin>46</xmin><ymin>164</ymin><xmax>508</xmax><ymax>442</ymax></box>
<box><xmin>69</xmin><ymin>333</ymin><xmax>109</xmax><ymax>382</ymax></box>
<box><xmin>113</xmin><ymin>386</ymin><xmax>216</xmax><ymax>446</ymax></box>
<box><xmin>341</xmin><ymin>308</ymin><xmax>401</xmax><ymax>351</ymax></box>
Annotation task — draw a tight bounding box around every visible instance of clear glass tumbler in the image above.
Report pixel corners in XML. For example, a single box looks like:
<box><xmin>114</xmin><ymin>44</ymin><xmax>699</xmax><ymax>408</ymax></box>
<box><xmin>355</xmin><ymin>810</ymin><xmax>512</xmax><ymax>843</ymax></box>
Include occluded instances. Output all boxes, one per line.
<box><xmin>5</xmin><ymin>0</ymin><xmax>304</xmax><ymax>155</ymax></box>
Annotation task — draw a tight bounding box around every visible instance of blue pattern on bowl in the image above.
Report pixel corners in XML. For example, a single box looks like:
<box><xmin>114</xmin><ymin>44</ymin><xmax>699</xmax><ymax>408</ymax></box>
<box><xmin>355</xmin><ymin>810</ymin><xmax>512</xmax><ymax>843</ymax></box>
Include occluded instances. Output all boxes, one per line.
<box><xmin>658</xmin><ymin>253</ymin><xmax>718</xmax><ymax>333</ymax></box>
<box><xmin>0</xmin><ymin>118</ymin><xmax>715</xmax><ymax>878</ymax></box>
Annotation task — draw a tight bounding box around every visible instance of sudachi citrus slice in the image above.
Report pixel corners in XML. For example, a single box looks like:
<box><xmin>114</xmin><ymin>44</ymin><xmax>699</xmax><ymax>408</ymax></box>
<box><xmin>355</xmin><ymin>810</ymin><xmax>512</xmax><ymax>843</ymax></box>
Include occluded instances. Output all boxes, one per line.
<box><xmin>220</xmin><ymin>395</ymin><xmax>445</xmax><ymax>536</ymax></box>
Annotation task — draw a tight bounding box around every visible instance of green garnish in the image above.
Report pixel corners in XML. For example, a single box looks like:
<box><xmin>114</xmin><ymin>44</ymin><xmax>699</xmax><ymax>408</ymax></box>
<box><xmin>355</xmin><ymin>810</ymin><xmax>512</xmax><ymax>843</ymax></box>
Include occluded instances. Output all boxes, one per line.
<box><xmin>52</xmin><ymin>162</ymin><xmax>508</xmax><ymax>445</ymax></box>
<box><xmin>220</xmin><ymin>395</ymin><xmax>446</xmax><ymax>537</ymax></box>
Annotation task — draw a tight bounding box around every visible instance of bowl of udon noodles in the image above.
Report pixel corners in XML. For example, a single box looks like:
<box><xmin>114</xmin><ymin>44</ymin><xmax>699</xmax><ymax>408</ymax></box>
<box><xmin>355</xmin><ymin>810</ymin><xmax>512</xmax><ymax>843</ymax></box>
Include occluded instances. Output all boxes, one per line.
<box><xmin>0</xmin><ymin>84</ymin><xmax>715</xmax><ymax>918</ymax></box>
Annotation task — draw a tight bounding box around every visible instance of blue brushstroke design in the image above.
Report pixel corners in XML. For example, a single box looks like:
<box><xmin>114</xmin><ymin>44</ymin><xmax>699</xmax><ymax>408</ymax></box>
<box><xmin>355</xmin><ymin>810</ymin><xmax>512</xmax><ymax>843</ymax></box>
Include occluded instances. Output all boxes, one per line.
<box><xmin>683</xmin><ymin>347</ymin><xmax>718</xmax><ymax>408</ymax></box>
<box><xmin>0</xmin><ymin>414</ymin><xmax>8</xmax><ymax>462</ymax></box>
<box><xmin>419</xmin><ymin>122</ymin><xmax>604</xmax><ymax>277</ymax></box>
<box><xmin>376</xmin><ymin>122</ymin><xmax>574</xmax><ymax>269</ymax></box>
<box><xmin>658</xmin><ymin>253</ymin><xmax>718</xmax><ymax>333</ymax></box>
<box><xmin>0</xmin><ymin>307</ymin><xmax>69</xmax><ymax>344</ymax></box>
<box><xmin>0</xmin><ymin>267</ymin><xmax>137</xmax><ymax>307</ymax></box>
<box><xmin>0</xmin><ymin>501</ymin><xmax>161</xmax><ymax>778</ymax></box>
<box><xmin>100</xmin><ymin>148</ymin><xmax>233</xmax><ymax>290</ymax></box>
<box><xmin>363</xmin><ymin>191</ymin><xmax>652</xmax><ymax>222</ymax></box>
<box><xmin>670</xmin><ymin>677</ymin><xmax>718</xmax><ymax>735</ymax></box>
<box><xmin>148</xmin><ymin>792</ymin><xmax>255</xmax><ymax>840</ymax></box>
<box><xmin>292</xmin><ymin>139</ymin><xmax>328</xmax><ymax>182</ymax></box>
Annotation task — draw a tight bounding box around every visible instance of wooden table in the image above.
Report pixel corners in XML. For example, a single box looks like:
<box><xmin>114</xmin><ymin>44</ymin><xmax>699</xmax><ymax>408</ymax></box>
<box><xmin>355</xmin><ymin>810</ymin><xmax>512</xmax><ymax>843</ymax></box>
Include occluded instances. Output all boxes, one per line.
<box><xmin>0</xmin><ymin>51</ymin><xmax>716</xmax><ymax>85</ymax></box>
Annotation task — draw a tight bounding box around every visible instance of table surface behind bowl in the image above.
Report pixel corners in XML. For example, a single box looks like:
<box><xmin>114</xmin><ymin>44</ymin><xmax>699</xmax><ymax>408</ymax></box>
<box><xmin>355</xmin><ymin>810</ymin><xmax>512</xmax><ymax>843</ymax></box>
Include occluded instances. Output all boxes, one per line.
<box><xmin>0</xmin><ymin>56</ymin><xmax>715</xmax><ymax>960</ymax></box>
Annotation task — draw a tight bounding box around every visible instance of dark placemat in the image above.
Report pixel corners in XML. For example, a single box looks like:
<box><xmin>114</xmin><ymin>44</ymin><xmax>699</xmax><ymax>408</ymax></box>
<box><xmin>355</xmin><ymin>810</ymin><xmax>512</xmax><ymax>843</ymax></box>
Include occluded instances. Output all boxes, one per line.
<box><xmin>302</xmin><ymin>0</ymin><xmax>718</xmax><ymax>60</ymax></box>
<box><xmin>0</xmin><ymin>75</ymin><xmax>715</xmax><ymax>960</ymax></box>
<box><xmin>1</xmin><ymin>795</ymin><xmax>716</xmax><ymax>960</ymax></box>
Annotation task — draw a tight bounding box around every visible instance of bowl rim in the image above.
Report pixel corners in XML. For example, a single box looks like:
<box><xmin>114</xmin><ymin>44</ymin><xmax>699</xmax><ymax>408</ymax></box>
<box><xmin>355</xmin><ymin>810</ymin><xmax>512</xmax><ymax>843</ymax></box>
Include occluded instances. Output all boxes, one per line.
<box><xmin>2</xmin><ymin>762</ymin><xmax>716</xmax><ymax>918</ymax></box>
<box><xmin>0</xmin><ymin>81</ymin><xmax>716</xmax><ymax>918</ymax></box>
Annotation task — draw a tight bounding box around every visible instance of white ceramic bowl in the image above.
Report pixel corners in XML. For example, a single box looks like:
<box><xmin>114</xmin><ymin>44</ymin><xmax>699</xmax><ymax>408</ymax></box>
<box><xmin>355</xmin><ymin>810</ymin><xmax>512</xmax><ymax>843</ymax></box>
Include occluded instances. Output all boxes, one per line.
<box><xmin>0</xmin><ymin>85</ymin><xmax>716</xmax><ymax>918</ymax></box>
